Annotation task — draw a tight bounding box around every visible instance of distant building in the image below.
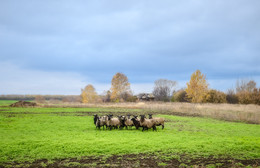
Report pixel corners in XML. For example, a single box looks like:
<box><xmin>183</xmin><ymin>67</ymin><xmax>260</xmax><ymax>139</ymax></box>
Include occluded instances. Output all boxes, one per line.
<box><xmin>137</xmin><ymin>93</ymin><xmax>155</xmax><ymax>101</ymax></box>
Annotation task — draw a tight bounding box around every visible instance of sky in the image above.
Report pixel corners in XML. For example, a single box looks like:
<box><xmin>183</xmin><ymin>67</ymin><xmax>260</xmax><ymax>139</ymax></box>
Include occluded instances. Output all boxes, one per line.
<box><xmin>0</xmin><ymin>0</ymin><xmax>260</xmax><ymax>95</ymax></box>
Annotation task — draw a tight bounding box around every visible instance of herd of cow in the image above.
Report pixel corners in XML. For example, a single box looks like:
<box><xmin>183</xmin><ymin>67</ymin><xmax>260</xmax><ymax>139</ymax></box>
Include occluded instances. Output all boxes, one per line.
<box><xmin>93</xmin><ymin>114</ymin><xmax>165</xmax><ymax>131</ymax></box>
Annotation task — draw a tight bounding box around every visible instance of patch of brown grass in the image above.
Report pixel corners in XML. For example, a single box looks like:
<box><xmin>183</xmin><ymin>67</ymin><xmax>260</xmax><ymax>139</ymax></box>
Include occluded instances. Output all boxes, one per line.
<box><xmin>43</xmin><ymin>101</ymin><xmax>260</xmax><ymax>124</ymax></box>
<box><xmin>139</xmin><ymin>102</ymin><xmax>260</xmax><ymax>124</ymax></box>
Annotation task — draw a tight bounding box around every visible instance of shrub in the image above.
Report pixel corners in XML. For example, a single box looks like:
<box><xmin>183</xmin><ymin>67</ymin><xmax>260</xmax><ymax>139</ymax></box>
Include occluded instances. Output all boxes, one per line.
<box><xmin>252</xmin><ymin>88</ymin><xmax>260</xmax><ymax>105</ymax></box>
<box><xmin>173</xmin><ymin>90</ymin><xmax>189</xmax><ymax>102</ymax></box>
<box><xmin>126</xmin><ymin>96</ymin><xmax>137</xmax><ymax>102</ymax></box>
<box><xmin>226</xmin><ymin>90</ymin><xmax>239</xmax><ymax>104</ymax></box>
<box><xmin>235</xmin><ymin>79</ymin><xmax>259</xmax><ymax>105</ymax></box>
<box><xmin>204</xmin><ymin>89</ymin><xmax>227</xmax><ymax>103</ymax></box>
<box><xmin>237</xmin><ymin>91</ymin><xmax>253</xmax><ymax>104</ymax></box>
<box><xmin>237</xmin><ymin>89</ymin><xmax>260</xmax><ymax>105</ymax></box>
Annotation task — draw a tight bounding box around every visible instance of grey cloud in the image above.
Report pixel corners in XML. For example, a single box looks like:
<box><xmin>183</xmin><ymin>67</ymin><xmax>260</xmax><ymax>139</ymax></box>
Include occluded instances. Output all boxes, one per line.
<box><xmin>0</xmin><ymin>0</ymin><xmax>260</xmax><ymax>93</ymax></box>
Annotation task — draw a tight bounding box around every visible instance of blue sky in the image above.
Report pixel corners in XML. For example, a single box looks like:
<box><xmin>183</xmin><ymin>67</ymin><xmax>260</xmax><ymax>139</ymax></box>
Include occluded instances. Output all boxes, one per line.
<box><xmin>1</xmin><ymin>0</ymin><xmax>260</xmax><ymax>95</ymax></box>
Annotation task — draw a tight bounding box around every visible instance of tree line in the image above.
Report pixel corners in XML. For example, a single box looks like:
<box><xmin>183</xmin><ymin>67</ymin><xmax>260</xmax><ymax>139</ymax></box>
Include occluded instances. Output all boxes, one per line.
<box><xmin>0</xmin><ymin>95</ymin><xmax>80</xmax><ymax>103</ymax></box>
<box><xmin>1</xmin><ymin>70</ymin><xmax>259</xmax><ymax>105</ymax></box>
<box><xmin>81</xmin><ymin>70</ymin><xmax>260</xmax><ymax>105</ymax></box>
<box><xmin>173</xmin><ymin>70</ymin><xmax>260</xmax><ymax>105</ymax></box>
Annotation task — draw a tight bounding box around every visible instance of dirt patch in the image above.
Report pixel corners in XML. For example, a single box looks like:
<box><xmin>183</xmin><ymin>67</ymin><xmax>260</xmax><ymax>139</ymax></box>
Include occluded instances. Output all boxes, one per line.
<box><xmin>1</xmin><ymin>153</ymin><xmax>259</xmax><ymax>168</ymax></box>
<box><xmin>10</xmin><ymin>101</ymin><xmax>37</xmax><ymax>107</ymax></box>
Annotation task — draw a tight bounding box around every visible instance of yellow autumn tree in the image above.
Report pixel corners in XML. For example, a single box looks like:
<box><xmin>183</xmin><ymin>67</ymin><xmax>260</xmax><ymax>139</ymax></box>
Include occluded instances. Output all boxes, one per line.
<box><xmin>81</xmin><ymin>84</ymin><xmax>98</xmax><ymax>103</ymax></box>
<box><xmin>185</xmin><ymin>70</ymin><xmax>209</xmax><ymax>103</ymax></box>
<box><xmin>110</xmin><ymin>72</ymin><xmax>131</xmax><ymax>102</ymax></box>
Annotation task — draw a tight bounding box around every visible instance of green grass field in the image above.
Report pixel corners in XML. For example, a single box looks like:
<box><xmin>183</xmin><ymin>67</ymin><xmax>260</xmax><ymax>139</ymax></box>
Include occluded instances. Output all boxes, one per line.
<box><xmin>0</xmin><ymin>101</ymin><xmax>260</xmax><ymax>167</ymax></box>
<box><xmin>0</xmin><ymin>100</ymin><xmax>18</xmax><ymax>106</ymax></box>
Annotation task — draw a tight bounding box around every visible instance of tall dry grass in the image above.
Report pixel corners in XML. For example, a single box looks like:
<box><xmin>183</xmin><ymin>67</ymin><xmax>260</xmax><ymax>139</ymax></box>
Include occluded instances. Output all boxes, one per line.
<box><xmin>43</xmin><ymin>101</ymin><xmax>260</xmax><ymax>124</ymax></box>
<box><xmin>139</xmin><ymin>102</ymin><xmax>260</xmax><ymax>124</ymax></box>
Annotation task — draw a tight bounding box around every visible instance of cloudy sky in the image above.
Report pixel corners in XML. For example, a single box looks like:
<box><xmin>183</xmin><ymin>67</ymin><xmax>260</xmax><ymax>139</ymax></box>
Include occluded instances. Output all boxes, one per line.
<box><xmin>1</xmin><ymin>0</ymin><xmax>259</xmax><ymax>95</ymax></box>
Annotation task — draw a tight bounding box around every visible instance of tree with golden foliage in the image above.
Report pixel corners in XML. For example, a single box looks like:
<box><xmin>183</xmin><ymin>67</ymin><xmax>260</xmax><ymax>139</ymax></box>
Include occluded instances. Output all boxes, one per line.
<box><xmin>186</xmin><ymin>70</ymin><xmax>209</xmax><ymax>103</ymax></box>
<box><xmin>110</xmin><ymin>72</ymin><xmax>131</xmax><ymax>102</ymax></box>
<box><xmin>81</xmin><ymin>84</ymin><xmax>98</xmax><ymax>103</ymax></box>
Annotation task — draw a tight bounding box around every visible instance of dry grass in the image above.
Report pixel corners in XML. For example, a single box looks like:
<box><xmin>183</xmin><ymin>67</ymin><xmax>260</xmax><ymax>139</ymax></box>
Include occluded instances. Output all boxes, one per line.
<box><xmin>42</xmin><ymin>101</ymin><xmax>260</xmax><ymax>124</ymax></box>
<box><xmin>139</xmin><ymin>102</ymin><xmax>260</xmax><ymax>124</ymax></box>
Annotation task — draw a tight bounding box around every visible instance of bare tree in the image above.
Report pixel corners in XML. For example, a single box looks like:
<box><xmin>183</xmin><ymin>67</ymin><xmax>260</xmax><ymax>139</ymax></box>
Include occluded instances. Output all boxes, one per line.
<box><xmin>153</xmin><ymin>79</ymin><xmax>177</xmax><ymax>101</ymax></box>
<box><xmin>246</xmin><ymin>80</ymin><xmax>256</xmax><ymax>92</ymax></box>
<box><xmin>236</xmin><ymin>79</ymin><xmax>256</xmax><ymax>93</ymax></box>
<box><xmin>101</xmin><ymin>90</ymin><xmax>111</xmax><ymax>102</ymax></box>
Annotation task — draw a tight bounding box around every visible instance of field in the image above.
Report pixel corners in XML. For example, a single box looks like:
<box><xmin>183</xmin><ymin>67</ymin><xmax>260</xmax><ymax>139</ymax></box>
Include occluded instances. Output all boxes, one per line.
<box><xmin>0</xmin><ymin>101</ymin><xmax>260</xmax><ymax>167</ymax></box>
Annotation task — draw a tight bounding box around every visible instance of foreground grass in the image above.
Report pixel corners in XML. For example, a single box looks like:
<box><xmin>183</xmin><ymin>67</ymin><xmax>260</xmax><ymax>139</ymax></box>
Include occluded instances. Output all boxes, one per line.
<box><xmin>0</xmin><ymin>107</ymin><xmax>260</xmax><ymax>166</ymax></box>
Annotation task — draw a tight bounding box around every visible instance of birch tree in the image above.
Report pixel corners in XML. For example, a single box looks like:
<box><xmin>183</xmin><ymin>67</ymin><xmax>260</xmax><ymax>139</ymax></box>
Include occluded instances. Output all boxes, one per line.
<box><xmin>110</xmin><ymin>72</ymin><xmax>131</xmax><ymax>102</ymax></box>
<box><xmin>81</xmin><ymin>84</ymin><xmax>98</xmax><ymax>103</ymax></box>
<box><xmin>186</xmin><ymin>70</ymin><xmax>209</xmax><ymax>103</ymax></box>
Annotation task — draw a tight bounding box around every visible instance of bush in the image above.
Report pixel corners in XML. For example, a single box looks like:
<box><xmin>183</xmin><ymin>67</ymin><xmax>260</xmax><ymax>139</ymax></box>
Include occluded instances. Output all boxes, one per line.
<box><xmin>226</xmin><ymin>90</ymin><xmax>239</xmax><ymax>104</ymax></box>
<box><xmin>173</xmin><ymin>90</ymin><xmax>189</xmax><ymax>102</ymax></box>
<box><xmin>227</xmin><ymin>87</ymin><xmax>260</xmax><ymax>105</ymax></box>
<box><xmin>235</xmin><ymin>79</ymin><xmax>259</xmax><ymax>105</ymax></box>
<box><xmin>237</xmin><ymin>89</ymin><xmax>260</xmax><ymax>105</ymax></box>
<box><xmin>203</xmin><ymin>90</ymin><xmax>227</xmax><ymax>103</ymax></box>
<box><xmin>237</xmin><ymin>91</ymin><xmax>253</xmax><ymax>104</ymax></box>
<box><xmin>252</xmin><ymin>88</ymin><xmax>260</xmax><ymax>105</ymax></box>
<box><xmin>126</xmin><ymin>96</ymin><xmax>137</xmax><ymax>102</ymax></box>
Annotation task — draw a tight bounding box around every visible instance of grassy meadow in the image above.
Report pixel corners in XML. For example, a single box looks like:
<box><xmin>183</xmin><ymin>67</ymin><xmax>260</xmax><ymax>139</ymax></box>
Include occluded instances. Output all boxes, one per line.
<box><xmin>0</xmin><ymin>100</ymin><xmax>18</xmax><ymax>106</ymax></box>
<box><xmin>42</xmin><ymin>101</ymin><xmax>260</xmax><ymax>124</ymax></box>
<box><xmin>0</xmin><ymin>100</ymin><xmax>260</xmax><ymax>167</ymax></box>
